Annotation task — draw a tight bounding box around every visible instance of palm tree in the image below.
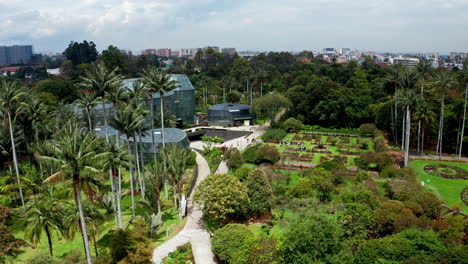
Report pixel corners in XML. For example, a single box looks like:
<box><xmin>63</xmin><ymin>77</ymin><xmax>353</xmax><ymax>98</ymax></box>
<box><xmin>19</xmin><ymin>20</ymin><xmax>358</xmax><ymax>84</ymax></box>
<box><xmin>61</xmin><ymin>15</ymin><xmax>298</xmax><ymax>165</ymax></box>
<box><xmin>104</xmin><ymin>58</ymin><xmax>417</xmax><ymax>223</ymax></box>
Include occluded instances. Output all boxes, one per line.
<box><xmin>385</xmin><ymin>66</ymin><xmax>401</xmax><ymax>145</ymax></box>
<box><xmin>20</xmin><ymin>98</ymin><xmax>47</xmax><ymax>144</ymax></box>
<box><xmin>141</xmin><ymin>67</ymin><xmax>179</xmax><ymax>149</ymax></box>
<box><xmin>433</xmin><ymin>70</ymin><xmax>458</xmax><ymax>158</ymax></box>
<box><xmin>414</xmin><ymin>99</ymin><xmax>436</xmax><ymax>155</ymax></box>
<box><xmin>110</xmin><ymin>103</ymin><xmax>144</xmax><ymax>219</ymax></box>
<box><xmin>80</xmin><ymin>62</ymin><xmax>123</xmax><ymax>142</ymax></box>
<box><xmin>0</xmin><ymin>79</ymin><xmax>26</xmax><ymax>210</ymax></box>
<box><xmin>396</xmin><ymin>69</ymin><xmax>419</xmax><ymax>167</ymax></box>
<box><xmin>23</xmin><ymin>188</ymin><xmax>66</xmax><ymax>257</ymax></box>
<box><xmin>104</xmin><ymin>140</ymin><xmax>131</xmax><ymax>228</ymax></box>
<box><xmin>37</xmin><ymin>121</ymin><xmax>109</xmax><ymax>264</ymax></box>
<box><xmin>144</xmin><ymin>161</ymin><xmax>165</xmax><ymax>214</ymax></box>
<box><xmin>75</xmin><ymin>92</ymin><xmax>100</xmax><ymax>132</ymax></box>
<box><xmin>458</xmin><ymin>61</ymin><xmax>468</xmax><ymax>159</ymax></box>
<box><xmin>416</xmin><ymin>60</ymin><xmax>432</xmax><ymax>153</ymax></box>
<box><xmin>161</xmin><ymin>145</ymin><xmax>190</xmax><ymax>218</ymax></box>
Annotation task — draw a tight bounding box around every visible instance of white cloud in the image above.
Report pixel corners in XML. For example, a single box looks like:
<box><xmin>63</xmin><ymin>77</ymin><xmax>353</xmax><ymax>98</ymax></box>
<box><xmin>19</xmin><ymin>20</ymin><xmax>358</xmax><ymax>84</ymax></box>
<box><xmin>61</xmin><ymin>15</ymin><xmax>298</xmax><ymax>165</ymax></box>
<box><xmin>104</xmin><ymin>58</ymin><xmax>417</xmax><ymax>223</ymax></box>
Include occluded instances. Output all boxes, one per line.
<box><xmin>0</xmin><ymin>0</ymin><xmax>467</xmax><ymax>52</ymax></box>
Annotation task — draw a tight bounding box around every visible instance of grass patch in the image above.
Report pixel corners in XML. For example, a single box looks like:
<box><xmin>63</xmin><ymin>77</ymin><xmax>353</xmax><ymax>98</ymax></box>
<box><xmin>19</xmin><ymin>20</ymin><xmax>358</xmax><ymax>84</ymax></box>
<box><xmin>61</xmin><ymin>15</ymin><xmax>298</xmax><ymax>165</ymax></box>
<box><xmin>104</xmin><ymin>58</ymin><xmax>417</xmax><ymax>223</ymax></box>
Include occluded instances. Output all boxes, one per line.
<box><xmin>410</xmin><ymin>160</ymin><xmax>468</xmax><ymax>212</ymax></box>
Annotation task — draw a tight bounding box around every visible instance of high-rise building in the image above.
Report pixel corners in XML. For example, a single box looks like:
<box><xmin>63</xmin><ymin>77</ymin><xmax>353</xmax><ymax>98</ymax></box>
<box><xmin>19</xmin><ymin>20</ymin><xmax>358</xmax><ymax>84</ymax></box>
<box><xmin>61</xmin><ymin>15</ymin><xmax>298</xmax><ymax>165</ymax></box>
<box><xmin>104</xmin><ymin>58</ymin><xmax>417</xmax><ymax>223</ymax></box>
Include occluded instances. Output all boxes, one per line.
<box><xmin>0</xmin><ymin>45</ymin><xmax>33</xmax><ymax>65</ymax></box>
<box><xmin>157</xmin><ymin>48</ymin><xmax>171</xmax><ymax>57</ymax></box>
<box><xmin>341</xmin><ymin>48</ymin><xmax>351</xmax><ymax>56</ymax></box>
<box><xmin>450</xmin><ymin>52</ymin><xmax>467</xmax><ymax>60</ymax></box>
<box><xmin>323</xmin><ymin>48</ymin><xmax>335</xmax><ymax>55</ymax></box>
<box><xmin>171</xmin><ymin>51</ymin><xmax>180</xmax><ymax>57</ymax></box>
<box><xmin>221</xmin><ymin>48</ymin><xmax>237</xmax><ymax>55</ymax></box>
<box><xmin>0</xmin><ymin>47</ymin><xmax>7</xmax><ymax>65</ymax></box>
<box><xmin>142</xmin><ymin>49</ymin><xmax>157</xmax><ymax>55</ymax></box>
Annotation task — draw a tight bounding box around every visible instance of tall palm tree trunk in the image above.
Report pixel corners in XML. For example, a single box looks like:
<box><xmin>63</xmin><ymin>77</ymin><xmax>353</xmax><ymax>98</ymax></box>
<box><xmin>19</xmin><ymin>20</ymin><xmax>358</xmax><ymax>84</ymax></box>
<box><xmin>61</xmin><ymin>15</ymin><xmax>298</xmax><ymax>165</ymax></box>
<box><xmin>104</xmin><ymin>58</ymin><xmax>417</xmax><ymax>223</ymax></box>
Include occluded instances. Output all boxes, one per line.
<box><xmin>138</xmin><ymin>129</ymin><xmax>146</xmax><ymax>195</ymax></box>
<box><xmin>8</xmin><ymin>112</ymin><xmax>25</xmax><ymax>210</ymax></box>
<box><xmin>86</xmin><ymin>108</ymin><xmax>93</xmax><ymax>132</ymax></box>
<box><xmin>404</xmin><ymin>106</ymin><xmax>410</xmax><ymax>167</ymax></box>
<box><xmin>114</xmin><ymin>112</ymin><xmax>123</xmax><ymax>227</ymax></box>
<box><xmin>417</xmin><ymin>80</ymin><xmax>424</xmax><ymax>154</ymax></box>
<box><xmin>459</xmin><ymin>83</ymin><xmax>468</xmax><ymax>159</ymax></box>
<box><xmin>160</xmin><ymin>93</ymin><xmax>169</xmax><ymax>200</ymax></box>
<box><xmin>417</xmin><ymin>120</ymin><xmax>421</xmax><ymax>154</ymax></box>
<box><xmin>133</xmin><ymin>134</ymin><xmax>145</xmax><ymax>200</ymax></box>
<box><xmin>150</xmin><ymin>98</ymin><xmax>157</xmax><ymax>162</ymax></box>
<box><xmin>394</xmin><ymin>92</ymin><xmax>399</xmax><ymax>145</ymax></box>
<box><xmin>45</xmin><ymin>227</ymin><xmax>53</xmax><ymax>257</ymax></box>
<box><xmin>437</xmin><ymin>94</ymin><xmax>445</xmax><ymax>158</ymax></box>
<box><xmin>126</xmin><ymin>140</ymin><xmax>136</xmax><ymax>219</ymax></box>
<box><xmin>117</xmin><ymin>168</ymin><xmax>122</xmax><ymax>227</ymax></box>
<box><xmin>101</xmin><ymin>100</ymin><xmax>109</xmax><ymax>142</ymax></box>
<box><xmin>421</xmin><ymin>124</ymin><xmax>425</xmax><ymax>155</ymax></box>
<box><xmin>109</xmin><ymin>168</ymin><xmax>118</xmax><ymax>228</ymax></box>
<box><xmin>74</xmin><ymin>180</ymin><xmax>93</xmax><ymax>264</ymax></box>
<box><xmin>401</xmin><ymin>112</ymin><xmax>406</xmax><ymax>151</ymax></box>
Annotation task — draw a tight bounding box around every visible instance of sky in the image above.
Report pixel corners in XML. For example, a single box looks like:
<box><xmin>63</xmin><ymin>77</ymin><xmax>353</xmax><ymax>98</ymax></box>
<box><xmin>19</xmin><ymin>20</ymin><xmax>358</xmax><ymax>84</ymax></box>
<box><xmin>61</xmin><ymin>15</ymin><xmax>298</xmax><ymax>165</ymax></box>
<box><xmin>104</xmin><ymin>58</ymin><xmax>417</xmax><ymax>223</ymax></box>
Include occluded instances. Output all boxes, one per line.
<box><xmin>0</xmin><ymin>0</ymin><xmax>467</xmax><ymax>54</ymax></box>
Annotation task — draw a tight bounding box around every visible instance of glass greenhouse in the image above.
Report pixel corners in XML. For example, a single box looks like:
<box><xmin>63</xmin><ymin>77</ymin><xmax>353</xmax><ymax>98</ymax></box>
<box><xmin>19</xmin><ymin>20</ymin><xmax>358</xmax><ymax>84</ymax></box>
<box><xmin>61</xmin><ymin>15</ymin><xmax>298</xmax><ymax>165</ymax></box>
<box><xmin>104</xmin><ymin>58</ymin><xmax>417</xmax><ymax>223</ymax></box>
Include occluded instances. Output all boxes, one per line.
<box><xmin>96</xmin><ymin>126</ymin><xmax>190</xmax><ymax>161</ymax></box>
<box><xmin>93</xmin><ymin>74</ymin><xmax>195</xmax><ymax>125</ymax></box>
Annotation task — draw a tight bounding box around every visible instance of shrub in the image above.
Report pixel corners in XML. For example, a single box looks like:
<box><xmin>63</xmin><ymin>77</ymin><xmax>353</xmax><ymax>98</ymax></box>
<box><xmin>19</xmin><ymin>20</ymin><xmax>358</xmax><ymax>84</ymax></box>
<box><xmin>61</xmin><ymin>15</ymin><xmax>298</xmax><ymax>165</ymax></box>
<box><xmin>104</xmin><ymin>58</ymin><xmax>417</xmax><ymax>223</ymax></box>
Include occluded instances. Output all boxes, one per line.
<box><xmin>281</xmin><ymin>214</ymin><xmax>343</xmax><ymax>263</ymax></box>
<box><xmin>262</xmin><ymin>128</ymin><xmax>287</xmax><ymax>142</ymax></box>
<box><xmin>316</xmin><ymin>161</ymin><xmax>345</xmax><ymax>172</ymax></box>
<box><xmin>24</xmin><ymin>255</ymin><xmax>59</xmax><ymax>264</ymax></box>
<box><xmin>233</xmin><ymin>166</ymin><xmax>252</xmax><ymax>182</ymax></box>
<box><xmin>282</xmin><ymin>118</ymin><xmax>303</xmax><ymax>131</ymax></box>
<box><xmin>247</xmin><ymin>169</ymin><xmax>273</xmax><ymax>215</ymax></box>
<box><xmin>193</xmin><ymin>174</ymin><xmax>249</xmax><ymax>222</ymax></box>
<box><xmin>355</xmin><ymin>171</ymin><xmax>371</xmax><ymax>182</ymax></box>
<box><xmin>163</xmin><ymin>243</ymin><xmax>194</xmax><ymax>264</ymax></box>
<box><xmin>246</xmin><ymin>235</ymin><xmax>282</xmax><ymax>264</ymax></box>
<box><xmin>225</xmin><ymin>148</ymin><xmax>243</xmax><ymax>171</ymax></box>
<box><xmin>289</xmin><ymin>178</ymin><xmax>316</xmax><ymax>198</ymax></box>
<box><xmin>257</xmin><ymin>144</ymin><xmax>281</xmax><ymax>164</ymax></box>
<box><xmin>242</xmin><ymin>144</ymin><xmax>261</xmax><ymax>164</ymax></box>
<box><xmin>359</xmin><ymin>123</ymin><xmax>377</xmax><ymax>135</ymax></box>
<box><xmin>110</xmin><ymin>229</ymin><xmax>136</xmax><ymax>264</ymax></box>
<box><xmin>212</xmin><ymin>224</ymin><xmax>252</xmax><ymax>263</ymax></box>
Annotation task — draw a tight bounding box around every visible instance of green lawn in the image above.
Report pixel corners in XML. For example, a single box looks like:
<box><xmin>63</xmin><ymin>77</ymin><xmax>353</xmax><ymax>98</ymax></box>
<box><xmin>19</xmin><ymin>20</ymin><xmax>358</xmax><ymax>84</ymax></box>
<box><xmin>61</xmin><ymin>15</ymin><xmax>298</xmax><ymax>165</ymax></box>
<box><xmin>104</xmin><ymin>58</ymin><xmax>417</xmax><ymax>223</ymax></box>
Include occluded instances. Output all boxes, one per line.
<box><xmin>410</xmin><ymin>160</ymin><xmax>468</xmax><ymax>212</ymax></box>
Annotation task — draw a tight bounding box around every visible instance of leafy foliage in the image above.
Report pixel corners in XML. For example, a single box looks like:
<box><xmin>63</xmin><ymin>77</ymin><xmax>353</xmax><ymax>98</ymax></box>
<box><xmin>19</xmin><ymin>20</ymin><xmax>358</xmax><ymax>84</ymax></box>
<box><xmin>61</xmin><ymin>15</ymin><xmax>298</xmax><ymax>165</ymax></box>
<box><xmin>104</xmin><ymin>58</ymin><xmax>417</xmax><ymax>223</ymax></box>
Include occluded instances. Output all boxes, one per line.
<box><xmin>247</xmin><ymin>169</ymin><xmax>273</xmax><ymax>215</ymax></box>
<box><xmin>281</xmin><ymin>214</ymin><xmax>343</xmax><ymax>264</ymax></box>
<box><xmin>211</xmin><ymin>224</ymin><xmax>252</xmax><ymax>264</ymax></box>
<box><xmin>194</xmin><ymin>174</ymin><xmax>248</xmax><ymax>223</ymax></box>
<box><xmin>261</xmin><ymin>128</ymin><xmax>287</xmax><ymax>142</ymax></box>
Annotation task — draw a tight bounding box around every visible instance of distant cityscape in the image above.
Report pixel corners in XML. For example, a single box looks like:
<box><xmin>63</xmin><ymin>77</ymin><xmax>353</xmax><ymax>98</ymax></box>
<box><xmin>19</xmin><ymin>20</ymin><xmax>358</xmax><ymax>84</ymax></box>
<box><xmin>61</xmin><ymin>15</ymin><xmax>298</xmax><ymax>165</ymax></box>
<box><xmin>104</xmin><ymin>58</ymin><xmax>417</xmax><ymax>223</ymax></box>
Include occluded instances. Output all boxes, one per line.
<box><xmin>1</xmin><ymin>44</ymin><xmax>467</xmax><ymax>74</ymax></box>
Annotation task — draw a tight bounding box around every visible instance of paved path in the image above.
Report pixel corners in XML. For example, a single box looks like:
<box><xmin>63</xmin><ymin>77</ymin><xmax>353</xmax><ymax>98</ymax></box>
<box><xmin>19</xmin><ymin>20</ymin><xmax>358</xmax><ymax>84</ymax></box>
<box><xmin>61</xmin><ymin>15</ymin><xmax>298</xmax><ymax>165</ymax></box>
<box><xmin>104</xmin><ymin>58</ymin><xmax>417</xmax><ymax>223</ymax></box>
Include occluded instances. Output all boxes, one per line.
<box><xmin>410</xmin><ymin>153</ymin><xmax>468</xmax><ymax>162</ymax></box>
<box><xmin>152</xmin><ymin>151</ymin><xmax>215</xmax><ymax>264</ymax></box>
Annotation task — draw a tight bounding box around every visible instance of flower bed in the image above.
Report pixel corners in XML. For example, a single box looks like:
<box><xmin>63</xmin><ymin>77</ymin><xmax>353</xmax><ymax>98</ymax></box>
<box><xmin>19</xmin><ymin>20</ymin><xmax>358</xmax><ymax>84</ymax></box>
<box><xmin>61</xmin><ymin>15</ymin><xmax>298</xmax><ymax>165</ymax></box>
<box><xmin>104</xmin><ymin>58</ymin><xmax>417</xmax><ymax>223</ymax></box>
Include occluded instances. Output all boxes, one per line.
<box><xmin>424</xmin><ymin>164</ymin><xmax>468</xmax><ymax>180</ymax></box>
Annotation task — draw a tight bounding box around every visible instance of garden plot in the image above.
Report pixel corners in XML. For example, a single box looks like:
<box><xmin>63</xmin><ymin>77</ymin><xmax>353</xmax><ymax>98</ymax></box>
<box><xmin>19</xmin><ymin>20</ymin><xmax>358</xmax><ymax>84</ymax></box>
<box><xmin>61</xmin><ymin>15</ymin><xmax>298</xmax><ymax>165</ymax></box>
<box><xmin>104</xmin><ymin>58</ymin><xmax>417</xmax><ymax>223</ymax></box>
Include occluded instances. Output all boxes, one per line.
<box><xmin>275</xmin><ymin>132</ymin><xmax>373</xmax><ymax>167</ymax></box>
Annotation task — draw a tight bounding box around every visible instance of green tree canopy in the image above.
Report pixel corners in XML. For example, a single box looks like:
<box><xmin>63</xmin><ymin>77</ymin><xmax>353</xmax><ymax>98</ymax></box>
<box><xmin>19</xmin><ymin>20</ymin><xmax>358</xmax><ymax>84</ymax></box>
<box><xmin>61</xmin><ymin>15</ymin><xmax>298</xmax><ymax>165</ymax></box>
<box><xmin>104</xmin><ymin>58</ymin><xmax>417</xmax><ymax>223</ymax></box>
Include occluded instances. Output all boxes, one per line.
<box><xmin>193</xmin><ymin>173</ymin><xmax>248</xmax><ymax>223</ymax></box>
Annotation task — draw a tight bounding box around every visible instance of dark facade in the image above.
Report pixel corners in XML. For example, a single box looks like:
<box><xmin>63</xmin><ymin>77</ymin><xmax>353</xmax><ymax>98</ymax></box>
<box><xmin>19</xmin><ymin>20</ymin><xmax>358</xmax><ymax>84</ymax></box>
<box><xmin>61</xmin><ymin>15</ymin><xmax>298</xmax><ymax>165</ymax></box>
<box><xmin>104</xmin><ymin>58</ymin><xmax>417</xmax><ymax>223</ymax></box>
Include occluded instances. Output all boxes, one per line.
<box><xmin>0</xmin><ymin>45</ymin><xmax>33</xmax><ymax>65</ymax></box>
<box><xmin>208</xmin><ymin>103</ymin><xmax>256</xmax><ymax>125</ymax></box>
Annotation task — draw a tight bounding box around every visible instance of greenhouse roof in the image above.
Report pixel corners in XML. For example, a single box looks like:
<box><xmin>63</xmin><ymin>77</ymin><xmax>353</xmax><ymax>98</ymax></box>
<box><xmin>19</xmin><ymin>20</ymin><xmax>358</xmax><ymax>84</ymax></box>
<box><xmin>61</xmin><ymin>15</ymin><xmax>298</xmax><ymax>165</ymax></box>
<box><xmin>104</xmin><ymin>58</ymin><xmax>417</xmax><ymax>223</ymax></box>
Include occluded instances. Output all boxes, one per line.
<box><xmin>95</xmin><ymin>126</ymin><xmax>187</xmax><ymax>144</ymax></box>
<box><xmin>123</xmin><ymin>74</ymin><xmax>194</xmax><ymax>98</ymax></box>
<box><xmin>209</xmin><ymin>103</ymin><xmax>251</xmax><ymax>111</ymax></box>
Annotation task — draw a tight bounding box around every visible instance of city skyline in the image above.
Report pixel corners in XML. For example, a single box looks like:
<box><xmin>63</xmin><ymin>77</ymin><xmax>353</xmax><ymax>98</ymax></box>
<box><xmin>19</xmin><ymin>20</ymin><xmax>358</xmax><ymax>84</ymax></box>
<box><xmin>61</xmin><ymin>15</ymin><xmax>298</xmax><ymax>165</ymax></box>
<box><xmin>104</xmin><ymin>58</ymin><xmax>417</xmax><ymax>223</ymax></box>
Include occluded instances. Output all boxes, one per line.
<box><xmin>1</xmin><ymin>0</ymin><xmax>468</xmax><ymax>53</ymax></box>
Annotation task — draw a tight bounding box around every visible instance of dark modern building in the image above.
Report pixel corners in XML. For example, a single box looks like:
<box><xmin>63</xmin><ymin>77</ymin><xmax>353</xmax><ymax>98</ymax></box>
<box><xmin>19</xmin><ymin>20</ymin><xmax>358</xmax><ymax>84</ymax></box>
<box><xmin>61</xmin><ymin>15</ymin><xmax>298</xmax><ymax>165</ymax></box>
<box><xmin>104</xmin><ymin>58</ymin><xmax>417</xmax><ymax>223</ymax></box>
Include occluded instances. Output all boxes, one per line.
<box><xmin>0</xmin><ymin>45</ymin><xmax>33</xmax><ymax>65</ymax></box>
<box><xmin>208</xmin><ymin>103</ymin><xmax>256</xmax><ymax>126</ymax></box>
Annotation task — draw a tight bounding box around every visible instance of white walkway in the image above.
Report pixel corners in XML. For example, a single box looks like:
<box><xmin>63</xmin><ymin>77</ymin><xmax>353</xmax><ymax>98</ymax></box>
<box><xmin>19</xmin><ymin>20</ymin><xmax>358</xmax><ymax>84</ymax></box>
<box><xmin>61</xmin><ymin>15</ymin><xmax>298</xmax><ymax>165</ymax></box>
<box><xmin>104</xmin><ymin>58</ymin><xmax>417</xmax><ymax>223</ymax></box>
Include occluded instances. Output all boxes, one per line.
<box><xmin>152</xmin><ymin>151</ymin><xmax>215</xmax><ymax>264</ymax></box>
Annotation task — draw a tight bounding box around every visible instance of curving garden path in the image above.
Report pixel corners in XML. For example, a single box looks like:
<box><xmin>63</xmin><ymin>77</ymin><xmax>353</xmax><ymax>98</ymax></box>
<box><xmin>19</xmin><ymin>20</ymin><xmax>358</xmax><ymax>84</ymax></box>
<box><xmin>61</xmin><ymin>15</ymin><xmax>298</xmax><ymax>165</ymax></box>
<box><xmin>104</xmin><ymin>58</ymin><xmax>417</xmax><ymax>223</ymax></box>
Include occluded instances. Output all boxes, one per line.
<box><xmin>152</xmin><ymin>110</ymin><xmax>285</xmax><ymax>263</ymax></box>
<box><xmin>152</xmin><ymin>151</ymin><xmax>215</xmax><ymax>264</ymax></box>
